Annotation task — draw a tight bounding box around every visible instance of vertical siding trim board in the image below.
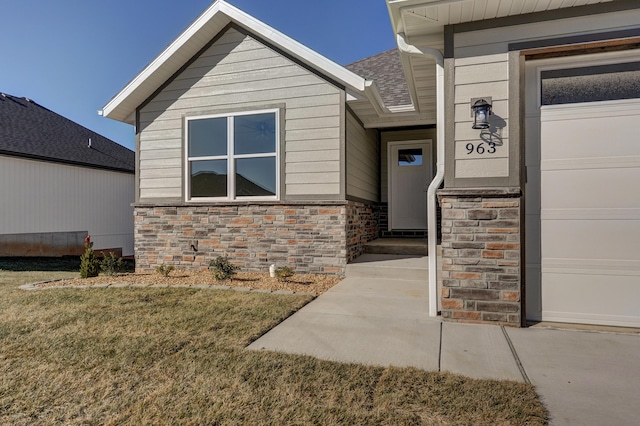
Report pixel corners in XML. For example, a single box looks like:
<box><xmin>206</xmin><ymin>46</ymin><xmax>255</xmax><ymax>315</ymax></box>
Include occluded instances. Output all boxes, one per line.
<box><xmin>279</xmin><ymin>105</ymin><xmax>287</xmax><ymax>199</ymax></box>
<box><xmin>444</xmin><ymin>25</ymin><xmax>454</xmax><ymax>59</ymax></box>
<box><xmin>437</xmin><ymin>187</ymin><xmax>523</xmax><ymax>327</ymax></box>
<box><xmin>135</xmin><ymin>132</ymin><xmax>141</xmax><ymax>202</ymax></box>
<box><xmin>508</xmin><ymin>51</ymin><xmax>523</xmax><ymax>189</ymax></box>
<box><xmin>340</xmin><ymin>90</ymin><xmax>347</xmax><ymax>200</ymax></box>
<box><xmin>444</xmin><ymin>58</ymin><xmax>456</xmax><ymax>187</ymax></box>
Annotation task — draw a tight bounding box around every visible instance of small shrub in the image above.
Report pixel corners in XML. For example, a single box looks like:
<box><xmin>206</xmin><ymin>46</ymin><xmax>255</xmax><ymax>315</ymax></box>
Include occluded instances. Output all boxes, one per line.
<box><xmin>79</xmin><ymin>235</ymin><xmax>100</xmax><ymax>279</ymax></box>
<box><xmin>209</xmin><ymin>256</ymin><xmax>238</xmax><ymax>281</ymax></box>
<box><xmin>155</xmin><ymin>264</ymin><xmax>175</xmax><ymax>277</ymax></box>
<box><xmin>274</xmin><ymin>266</ymin><xmax>295</xmax><ymax>282</ymax></box>
<box><xmin>100</xmin><ymin>252</ymin><xmax>125</xmax><ymax>276</ymax></box>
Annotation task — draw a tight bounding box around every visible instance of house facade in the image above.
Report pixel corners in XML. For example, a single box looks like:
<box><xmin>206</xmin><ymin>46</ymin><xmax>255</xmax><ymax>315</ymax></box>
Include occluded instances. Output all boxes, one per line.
<box><xmin>387</xmin><ymin>0</ymin><xmax>640</xmax><ymax>328</ymax></box>
<box><xmin>0</xmin><ymin>94</ymin><xmax>135</xmax><ymax>257</ymax></box>
<box><xmin>103</xmin><ymin>0</ymin><xmax>640</xmax><ymax>328</ymax></box>
<box><xmin>102</xmin><ymin>2</ymin><xmax>436</xmax><ymax>276</ymax></box>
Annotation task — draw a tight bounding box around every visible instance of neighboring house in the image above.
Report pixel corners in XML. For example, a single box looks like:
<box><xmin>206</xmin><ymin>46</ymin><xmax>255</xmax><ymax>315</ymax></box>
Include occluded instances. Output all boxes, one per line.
<box><xmin>102</xmin><ymin>0</ymin><xmax>640</xmax><ymax>328</ymax></box>
<box><xmin>0</xmin><ymin>93</ymin><xmax>135</xmax><ymax>257</ymax></box>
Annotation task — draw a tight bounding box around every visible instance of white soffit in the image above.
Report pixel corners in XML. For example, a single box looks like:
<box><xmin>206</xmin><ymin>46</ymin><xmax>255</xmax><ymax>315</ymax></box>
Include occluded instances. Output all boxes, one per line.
<box><xmin>389</xmin><ymin>0</ymin><xmax>615</xmax><ymax>39</ymax></box>
<box><xmin>102</xmin><ymin>0</ymin><xmax>368</xmax><ymax>124</ymax></box>
<box><xmin>386</xmin><ymin>0</ymin><xmax>616</xmax><ymax>118</ymax></box>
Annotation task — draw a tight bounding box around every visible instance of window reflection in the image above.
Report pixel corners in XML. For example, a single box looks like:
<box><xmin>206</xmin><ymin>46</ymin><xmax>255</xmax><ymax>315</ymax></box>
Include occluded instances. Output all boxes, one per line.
<box><xmin>188</xmin><ymin>118</ymin><xmax>227</xmax><ymax>157</ymax></box>
<box><xmin>398</xmin><ymin>148</ymin><xmax>423</xmax><ymax>167</ymax></box>
<box><xmin>190</xmin><ymin>160</ymin><xmax>227</xmax><ymax>198</ymax></box>
<box><xmin>234</xmin><ymin>113</ymin><xmax>276</xmax><ymax>155</ymax></box>
<box><xmin>236</xmin><ymin>158</ymin><xmax>276</xmax><ymax>197</ymax></box>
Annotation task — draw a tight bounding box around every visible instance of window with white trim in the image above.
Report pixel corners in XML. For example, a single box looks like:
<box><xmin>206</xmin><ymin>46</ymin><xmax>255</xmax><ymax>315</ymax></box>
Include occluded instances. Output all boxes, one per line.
<box><xmin>186</xmin><ymin>110</ymin><xmax>278</xmax><ymax>200</ymax></box>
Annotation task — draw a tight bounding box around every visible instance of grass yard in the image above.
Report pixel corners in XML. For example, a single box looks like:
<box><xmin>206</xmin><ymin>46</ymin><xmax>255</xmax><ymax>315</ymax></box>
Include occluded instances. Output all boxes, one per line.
<box><xmin>0</xmin><ymin>258</ymin><xmax>548</xmax><ymax>425</ymax></box>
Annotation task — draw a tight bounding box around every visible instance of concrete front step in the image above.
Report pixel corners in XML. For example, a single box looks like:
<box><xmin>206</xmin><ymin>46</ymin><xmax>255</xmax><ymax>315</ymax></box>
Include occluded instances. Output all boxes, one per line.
<box><xmin>365</xmin><ymin>238</ymin><xmax>428</xmax><ymax>256</ymax></box>
<box><xmin>346</xmin><ymin>253</ymin><xmax>428</xmax><ymax>281</ymax></box>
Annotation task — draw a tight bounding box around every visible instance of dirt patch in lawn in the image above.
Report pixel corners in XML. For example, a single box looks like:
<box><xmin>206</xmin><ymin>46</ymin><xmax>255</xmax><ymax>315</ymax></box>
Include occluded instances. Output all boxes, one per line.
<box><xmin>35</xmin><ymin>270</ymin><xmax>342</xmax><ymax>295</ymax></box>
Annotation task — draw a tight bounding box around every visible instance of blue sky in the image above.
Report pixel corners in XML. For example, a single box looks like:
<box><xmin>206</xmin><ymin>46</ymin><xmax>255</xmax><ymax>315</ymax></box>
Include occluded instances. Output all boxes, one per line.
<box><xmin>1</xmin><ymin>0</ymin><xmax>396</xmax><ymax>151</ymax></box>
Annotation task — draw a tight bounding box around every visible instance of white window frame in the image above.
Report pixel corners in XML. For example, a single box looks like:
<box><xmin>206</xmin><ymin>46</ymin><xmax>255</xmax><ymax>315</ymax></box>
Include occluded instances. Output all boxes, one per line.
<box><xmin>185</xmin><ymin>108</ymin><xmax>280</xmax><ymax>202</ymax></box>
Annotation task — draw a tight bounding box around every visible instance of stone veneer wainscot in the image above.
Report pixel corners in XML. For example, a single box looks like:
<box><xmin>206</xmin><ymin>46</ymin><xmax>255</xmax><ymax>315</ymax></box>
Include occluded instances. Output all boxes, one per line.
<box><xmin>437</xmin><ymin>188</ymin><xmax>523</xmax><ymax>327</ymax></box>
<box><xmin>134</xmin><ymin>201</ymin><xmax>378</xmax><ymax>276</ymax></box>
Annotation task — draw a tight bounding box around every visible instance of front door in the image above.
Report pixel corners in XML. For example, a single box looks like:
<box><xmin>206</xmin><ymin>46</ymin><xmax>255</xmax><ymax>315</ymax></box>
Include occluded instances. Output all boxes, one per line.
<box><xmin>389</xmin><ymin>141</ymin><xmax>432</xmax><ymax>230</ymax></box>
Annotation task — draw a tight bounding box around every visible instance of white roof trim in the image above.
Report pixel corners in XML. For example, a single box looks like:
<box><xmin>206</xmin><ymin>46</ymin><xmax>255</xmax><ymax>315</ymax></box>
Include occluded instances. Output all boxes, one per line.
<box><xmin>102</xmin><ymin>0</ymin><xmax>370</xmax><ymax>124</ymax></box>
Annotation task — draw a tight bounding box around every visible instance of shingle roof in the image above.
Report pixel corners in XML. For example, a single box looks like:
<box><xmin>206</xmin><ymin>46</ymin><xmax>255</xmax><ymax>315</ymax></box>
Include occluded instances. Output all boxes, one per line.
<box><xmin>345</xmin><ymin>49</ymin><xmax>412</xmax><ymax>108</ymax></box>
<box><xmin>0</xmin><ymin>93</ymin><xmax>134</xmax><ymax>173</ymax></box>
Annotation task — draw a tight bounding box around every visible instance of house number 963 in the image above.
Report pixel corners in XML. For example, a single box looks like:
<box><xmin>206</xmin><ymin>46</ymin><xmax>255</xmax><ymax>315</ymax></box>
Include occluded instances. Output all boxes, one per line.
<box><xmin>466</xmin><ymin>142</ymin><xmax>496</xmax><ymax>155</ymax></box>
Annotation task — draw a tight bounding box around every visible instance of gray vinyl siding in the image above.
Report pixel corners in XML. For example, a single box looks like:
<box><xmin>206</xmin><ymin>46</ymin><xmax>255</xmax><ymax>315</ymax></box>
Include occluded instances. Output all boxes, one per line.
<box><xmin>445</xmin><ymin>7</ymin><xmax>640</xmax><ymax>188</ymax></box>
<box><xmin>138</xmin><ymin>27</ymin><xmax>343</xmax><ymax>200</ymax></box>
<box><xmin>380</xmin><ymin>128</ymin><xmax>436</xmax><ymax>203</ymax></box>
<box><xmin>452</xmin><ymin>53</ymin><xmax>510</xmax><ymax>180</ymax></box>
<box><xmin>345</xmin><ymin>110</ymin><xmax>379</xmax><ymax>203</ymax></box>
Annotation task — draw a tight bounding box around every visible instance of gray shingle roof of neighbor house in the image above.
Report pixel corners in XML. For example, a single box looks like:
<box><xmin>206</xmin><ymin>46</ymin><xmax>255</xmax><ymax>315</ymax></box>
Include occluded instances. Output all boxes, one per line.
<box><xmin>0</xmin><ymin>93</ymin><xmax>134</xmax><ymax>173</ymax></box>
<box><xmin>345</xmin><ymin>49</ymin><xmax>412</xmax><ymax>108</ymax></box>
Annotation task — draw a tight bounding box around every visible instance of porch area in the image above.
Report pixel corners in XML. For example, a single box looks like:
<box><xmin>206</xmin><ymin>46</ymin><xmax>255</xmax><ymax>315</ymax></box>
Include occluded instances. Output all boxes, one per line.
<box><xmin>248</xmin><ymin>250</ymin><xmax>523</xmax><ymax>380</ymax></box>
<box><xmin>248</xmin><ymin>254</ymin><xmax>640</xmax><ymax>425</ymax></box>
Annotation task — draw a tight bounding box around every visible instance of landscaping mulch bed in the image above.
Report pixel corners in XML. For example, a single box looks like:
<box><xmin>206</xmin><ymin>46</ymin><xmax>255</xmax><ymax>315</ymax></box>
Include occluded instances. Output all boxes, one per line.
<box><xmin>35</xmin><ymin>270</ymin><xmax>342</xmax><ymax>295</ymax></box>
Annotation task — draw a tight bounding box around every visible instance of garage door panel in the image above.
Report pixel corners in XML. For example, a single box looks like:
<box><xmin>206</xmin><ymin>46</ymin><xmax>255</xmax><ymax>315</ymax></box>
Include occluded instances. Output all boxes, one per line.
<box><xmin>541</xmin><ymin>115</ymin><xmax>640</xmax><ymax>160</ymax></box>
<box><xmin>526</xmin><ymin>56</ymin><xmax>640</xmax><ymax>327</ymax></box>
<box><xmin>542</xmin><ymin>219</ymin><xmax>640</xmax><ymax>260</ymax></box>
<box><xmin>542</xmin><ymin>273</ymin><xmax>640</xmax><ymax>327</ymax></box>
<box><xmin>541</xmin><ymin>168</ymin><xmax>640</xmax><ymax>209</ymax></box>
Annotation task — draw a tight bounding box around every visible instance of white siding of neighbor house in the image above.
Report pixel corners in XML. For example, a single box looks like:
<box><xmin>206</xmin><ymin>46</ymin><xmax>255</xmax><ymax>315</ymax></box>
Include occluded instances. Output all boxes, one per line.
<box><xmin>0</xmin><ymin>155</ymin><xmax>135</xmax><ymax>255</ymax></box>
<box><xmin>138</xmin><ymin>27</ymin><xmax>343</xmax><ymax>200</ymax></box>
<box><xmin>346</xmin><ymin>110</ymin><xmax>379</xmax><ymax>202</ymax></box>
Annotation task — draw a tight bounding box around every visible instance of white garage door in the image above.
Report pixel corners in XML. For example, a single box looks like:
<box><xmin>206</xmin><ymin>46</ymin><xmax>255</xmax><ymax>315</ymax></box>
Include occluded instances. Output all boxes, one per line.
<box><xmin>525</xmin><ymin>52</ymin><xmax>640</xmax><ymax>327</ymax></box>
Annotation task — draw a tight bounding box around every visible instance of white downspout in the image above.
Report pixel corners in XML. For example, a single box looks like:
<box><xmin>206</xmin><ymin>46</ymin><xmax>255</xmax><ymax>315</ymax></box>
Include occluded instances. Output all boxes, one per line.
<box><xmin>397</xmin><ymin>33</ymin><xmax>444</xmax><ymax>318</ymax></box>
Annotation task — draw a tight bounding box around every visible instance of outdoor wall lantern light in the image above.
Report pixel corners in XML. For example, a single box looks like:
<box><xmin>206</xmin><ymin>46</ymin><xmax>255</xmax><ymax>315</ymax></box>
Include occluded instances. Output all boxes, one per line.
<box><xmin>471</xmin><ymin>98</ymin><xmax>492</xmax><ymax>129</ymax></box>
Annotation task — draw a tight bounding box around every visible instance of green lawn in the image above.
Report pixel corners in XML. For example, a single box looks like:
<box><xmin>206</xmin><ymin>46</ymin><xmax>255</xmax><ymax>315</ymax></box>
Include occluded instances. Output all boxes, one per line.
<box><xmin>0</xmin><ymin>258</ymin><xmax>548</xmax><ymax>425</ymax></box>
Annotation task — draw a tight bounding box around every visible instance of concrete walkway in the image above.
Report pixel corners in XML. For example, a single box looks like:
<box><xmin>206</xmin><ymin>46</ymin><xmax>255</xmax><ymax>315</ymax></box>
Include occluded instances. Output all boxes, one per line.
<box><xmin>248</xmin><ymin>254</ymin><xmax>640</xmax><ymax>425</ymax></box>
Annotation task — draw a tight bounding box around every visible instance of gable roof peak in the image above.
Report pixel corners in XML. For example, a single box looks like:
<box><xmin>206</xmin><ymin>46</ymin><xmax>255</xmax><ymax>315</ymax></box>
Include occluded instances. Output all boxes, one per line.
<box><xmin>102</xmin><ymin>0</ymin><xmax>374</xmax><ymax>124</ymax></box>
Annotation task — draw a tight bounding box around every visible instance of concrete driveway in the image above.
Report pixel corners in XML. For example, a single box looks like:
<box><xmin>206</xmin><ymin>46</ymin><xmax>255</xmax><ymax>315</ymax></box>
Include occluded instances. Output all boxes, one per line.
<box><xmin>248</xmin><ymin>254</ymin><xmax>640</xmax><ymax>425</ymax></box>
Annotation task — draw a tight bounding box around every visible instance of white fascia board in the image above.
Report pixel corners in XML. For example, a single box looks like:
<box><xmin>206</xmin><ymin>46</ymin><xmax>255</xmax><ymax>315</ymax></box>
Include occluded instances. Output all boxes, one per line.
<box><xmin>388</xmin><ymin>0</ymin><xmax>464</xmax><ymax>7</ymax></box>
<box><xmin>363</xmin><ymin>115</ymin><xmax>435</xmax><ymax>129</ymax></box>
<box><xmin>102</xmin><ymin>0</ymin><xmax>367</xmax><ymax>124</ymax></box>
<box><xmin>388</xmin><ymin>104</ymin><xmax>417</xmax><ymax>113</ymax></box>
<box><xmin>363</xmin><ymin>81</ymin><xmax>391</xmax><ymax>116</ymax></box>
<box><xmin>102</xmin><ymin>1</ymin><xmax>227</xmax><ymax>123</ymax></box>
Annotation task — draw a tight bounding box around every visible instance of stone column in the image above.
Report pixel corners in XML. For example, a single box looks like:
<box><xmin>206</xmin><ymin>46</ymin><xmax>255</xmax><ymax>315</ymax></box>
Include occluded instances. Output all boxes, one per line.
<box><xmin>437</xmin><ymin>188</ymin><xmax>523</xmax><ymax>326</ymax></box>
